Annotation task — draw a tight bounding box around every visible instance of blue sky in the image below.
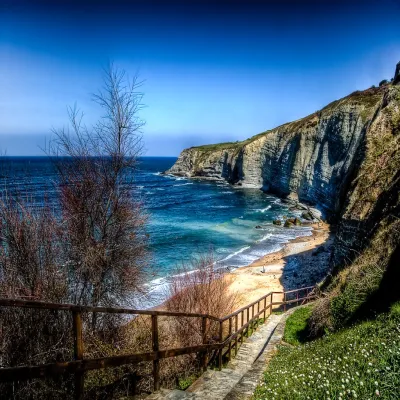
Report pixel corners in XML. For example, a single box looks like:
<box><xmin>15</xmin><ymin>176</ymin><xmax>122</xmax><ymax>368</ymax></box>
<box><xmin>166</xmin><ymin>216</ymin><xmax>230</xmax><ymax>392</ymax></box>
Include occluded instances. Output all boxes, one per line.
<box><xmin>1</xmin><ymin>0</ymin><xmax>399</xmax><ymax>156</ymax></box>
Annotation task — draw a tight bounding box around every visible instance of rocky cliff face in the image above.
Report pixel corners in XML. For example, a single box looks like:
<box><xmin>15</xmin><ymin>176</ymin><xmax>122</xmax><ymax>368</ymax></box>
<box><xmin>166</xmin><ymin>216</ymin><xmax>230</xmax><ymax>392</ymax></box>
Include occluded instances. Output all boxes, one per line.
<box><xmin>332</xmin><ymin>85</ymin><xmax>400</xmax><ymax>266</ymax></box>
<box><xmin>168</xmin><ymin>87</ymin><xmax>385</xmax><ymax>215</ymax></box>
<box><xmin>168</xmin><ymin>79</ymin><xmax>400</xmax><ymax>271</ymax></box>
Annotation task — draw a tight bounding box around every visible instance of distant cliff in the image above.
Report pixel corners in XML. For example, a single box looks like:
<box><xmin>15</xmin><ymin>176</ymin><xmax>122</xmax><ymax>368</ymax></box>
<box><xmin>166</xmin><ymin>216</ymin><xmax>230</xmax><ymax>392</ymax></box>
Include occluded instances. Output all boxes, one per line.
<box><xmin>168</xmin><ymin>69</ymin><xmax>400</xmax><ymax>277</ymax></box>
<box><xmin>168</xmin><ymin>88</ymin><xmax>385</xmax><ymax>215</ymax></box>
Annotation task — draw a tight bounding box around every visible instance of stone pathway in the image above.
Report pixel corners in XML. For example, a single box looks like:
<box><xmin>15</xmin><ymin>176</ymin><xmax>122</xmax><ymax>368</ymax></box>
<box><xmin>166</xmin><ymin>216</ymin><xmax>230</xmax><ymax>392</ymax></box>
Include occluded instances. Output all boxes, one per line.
<box><xmin>146</xmin><ymin>312</ymin><xmax>291</xmax><ymax>400</ymax></box>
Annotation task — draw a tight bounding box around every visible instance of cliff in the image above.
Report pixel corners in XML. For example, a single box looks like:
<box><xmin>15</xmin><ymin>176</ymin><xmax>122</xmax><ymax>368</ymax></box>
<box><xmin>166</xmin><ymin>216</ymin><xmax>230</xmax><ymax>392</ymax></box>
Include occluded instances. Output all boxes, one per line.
<box><xmin>167</xmin><ymin>87</ymin><xmax>385</xmax><ymax>215</ymax></box>
<box><xmin>169</xmin><ymin>66</ymin><xmax>400</xmax><ymax>323</ymax></box>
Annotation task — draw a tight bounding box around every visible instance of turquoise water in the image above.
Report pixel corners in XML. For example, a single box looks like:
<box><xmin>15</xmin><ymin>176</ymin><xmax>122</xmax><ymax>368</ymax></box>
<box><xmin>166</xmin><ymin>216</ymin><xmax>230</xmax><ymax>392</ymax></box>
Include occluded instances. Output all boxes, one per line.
<box><xmin>1</xmin><ymin>156</ymin><xmax>312</xmax><ymax>305</ymax></box>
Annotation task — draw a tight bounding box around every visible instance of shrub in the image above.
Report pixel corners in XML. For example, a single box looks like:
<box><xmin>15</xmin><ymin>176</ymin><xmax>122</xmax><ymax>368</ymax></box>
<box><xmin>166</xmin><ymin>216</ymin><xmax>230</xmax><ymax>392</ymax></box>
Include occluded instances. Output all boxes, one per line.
<box><xmin>164</xmin><ymin>253</ymin><xmax>238</xmax><ymax>347</ymax></box>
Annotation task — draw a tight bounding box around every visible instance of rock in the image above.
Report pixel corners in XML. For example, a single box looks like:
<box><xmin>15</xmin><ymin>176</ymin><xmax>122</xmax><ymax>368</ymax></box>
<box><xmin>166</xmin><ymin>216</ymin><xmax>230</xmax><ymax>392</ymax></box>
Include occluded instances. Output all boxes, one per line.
<box><xmin>394</xmin><ymin>61</ymin><xmax>400</xmax><ymax>85</ymax></box>
<box><xmin>284</xmin><ymin>220</ymin><xmax>294</xmax><ymax>228</ymax></box>
<box><xmin>255</xmin><ymin>225</ymin><xmax>262</xmax><ymax>229</ymax></box>
<box><xmin>166</xmin><ymin>83</ymin><xmax>388</xmax><ymax>215</ymax></box>
<box><xmin>272</xmin><ymin>219</ymin><xmax>282</xmax><ymax>226</ymax></box>
<box><xmin>301</xmin><ymin>211</ymin><xmax>313</xmax><ymax>221</ymax></box>
<box><xmin>294</xmin><ymin>217</ymin><xmax>302</xmax><ymax>226</ymax></box>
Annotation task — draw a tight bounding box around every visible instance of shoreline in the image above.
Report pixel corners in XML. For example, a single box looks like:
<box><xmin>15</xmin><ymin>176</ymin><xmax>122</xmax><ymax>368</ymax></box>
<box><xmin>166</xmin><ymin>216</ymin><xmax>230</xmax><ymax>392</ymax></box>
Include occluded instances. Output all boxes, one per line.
<box><xmin>155</xmin><ymin>222</ymin><xmax>333</xmax><ymax>313</ymax></box>
<box><xmin>226</xmin><ymin>222</ymin><xmax>333</xmax><ymax>309</ymax></box>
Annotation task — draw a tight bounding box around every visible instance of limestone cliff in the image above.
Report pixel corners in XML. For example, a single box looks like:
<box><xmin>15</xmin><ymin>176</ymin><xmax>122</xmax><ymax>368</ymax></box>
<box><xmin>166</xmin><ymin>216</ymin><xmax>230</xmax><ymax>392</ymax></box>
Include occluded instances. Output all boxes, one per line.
<box><xmin>168</xmin><ymin>87</ymin><xmax>385</xmax><ymax>215</ymax></box>
<box><xmin>168</xmin><ymin>70</ymin><xmax>400</xmax><ymax>277</ymax></box>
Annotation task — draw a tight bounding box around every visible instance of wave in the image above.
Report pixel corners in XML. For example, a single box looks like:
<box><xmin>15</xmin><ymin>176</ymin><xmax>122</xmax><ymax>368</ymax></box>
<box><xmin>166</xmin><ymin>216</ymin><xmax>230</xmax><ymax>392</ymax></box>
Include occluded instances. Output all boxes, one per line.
<box><xmin>254</xmin><ymin>205</ymin><xmax>272</xmax><ymax>213</ymax></box>
<box><xmin>219</xmin><ymin>245</ymin><xmax>251</xmax><ymax>263</ymax></box>
<box><xmin>173</xmin><ymin>182</ymin><xmax>193</xmax><ymax>187</ymax></box>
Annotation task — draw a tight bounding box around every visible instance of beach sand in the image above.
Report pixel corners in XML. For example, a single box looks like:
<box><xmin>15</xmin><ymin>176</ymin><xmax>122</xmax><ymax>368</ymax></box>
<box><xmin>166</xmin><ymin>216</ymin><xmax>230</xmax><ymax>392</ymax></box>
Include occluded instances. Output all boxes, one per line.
<box><xmin>227</xmin><ymin>222</ymin><xmax>333</xmax><ymax>308</ymax></box>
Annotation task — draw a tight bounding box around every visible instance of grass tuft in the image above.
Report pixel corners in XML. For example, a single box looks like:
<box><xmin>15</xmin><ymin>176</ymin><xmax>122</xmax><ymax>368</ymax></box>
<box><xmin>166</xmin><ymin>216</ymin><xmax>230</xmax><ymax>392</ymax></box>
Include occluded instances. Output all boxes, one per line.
<box><xmin>283</xmin><ymin>306</ymin><xmax>313</xmax><ymax>346</ymax></box>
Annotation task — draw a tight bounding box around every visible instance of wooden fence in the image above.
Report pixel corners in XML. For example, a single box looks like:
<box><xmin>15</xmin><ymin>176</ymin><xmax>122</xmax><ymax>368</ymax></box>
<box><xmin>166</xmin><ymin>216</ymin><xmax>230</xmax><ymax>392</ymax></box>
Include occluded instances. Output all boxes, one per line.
<box><xmin>0</xmin><ymin>285</ymin><xmax>316</xmax><ymax>398</ymax></box>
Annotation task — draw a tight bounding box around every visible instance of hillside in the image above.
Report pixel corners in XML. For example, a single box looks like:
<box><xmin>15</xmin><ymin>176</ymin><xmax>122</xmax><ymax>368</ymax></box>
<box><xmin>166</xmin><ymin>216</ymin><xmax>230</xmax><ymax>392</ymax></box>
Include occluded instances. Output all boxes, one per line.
<box><xmin>168</xmin><ymin>63</ymin><xmax>400</xmax><ymax>329</ymax></box>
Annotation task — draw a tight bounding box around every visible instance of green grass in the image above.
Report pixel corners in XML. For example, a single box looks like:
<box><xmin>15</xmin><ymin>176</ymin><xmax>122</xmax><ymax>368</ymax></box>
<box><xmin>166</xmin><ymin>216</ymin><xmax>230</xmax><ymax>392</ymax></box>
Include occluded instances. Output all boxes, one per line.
<box><xmin>177</xmin><ymin>374</ymin><xmax>198</xmax><ymax>390</ymax></box>
<box><xmin>253</xmin><ymin>303</ymin><xmax>400</xmax><ymax>399</ymax></box>
<box><xmin>283</xmin><ymin>306</ymin><xmax>313</xmax><ymax>346</ymax></box>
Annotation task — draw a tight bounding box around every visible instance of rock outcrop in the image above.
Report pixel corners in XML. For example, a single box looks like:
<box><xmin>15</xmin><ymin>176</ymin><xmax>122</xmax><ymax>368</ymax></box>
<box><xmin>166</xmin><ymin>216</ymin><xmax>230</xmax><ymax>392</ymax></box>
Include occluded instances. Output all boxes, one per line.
<box><xmin>394</xmin><ymin>61</ymin><xmax>400</xmax><ymax>85</ymax></box>
<box><xmin>168</xmin><ymin>87</ymin><xmax>385</xmax><ymax>215</ymax></box>
<box><xmin>168</xmin><ymin>65</ymin><xmax>400</xmax><ymax>271</ymax></box>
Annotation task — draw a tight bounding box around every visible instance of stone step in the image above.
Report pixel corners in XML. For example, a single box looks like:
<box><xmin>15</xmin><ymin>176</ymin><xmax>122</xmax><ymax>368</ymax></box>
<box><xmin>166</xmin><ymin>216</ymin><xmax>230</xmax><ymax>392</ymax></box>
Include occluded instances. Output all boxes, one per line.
<box><xmin>146</xmin><ymin>311</ymin><xmax>292</xmax><ymax>400</ymax></box>
<box><xmin>184</xmin><ymin>314</ymin><xmax>284</xmax><ymax>399</ymax></box>
<box><xmin>145</xmin><ymin>388</ymin><xmax>196</xmax><ymax>399</ymax></box>
<box><xmin>224</xmin><ymin>315</ymin><xmax>289</xmax><ymax>399</ymax></box>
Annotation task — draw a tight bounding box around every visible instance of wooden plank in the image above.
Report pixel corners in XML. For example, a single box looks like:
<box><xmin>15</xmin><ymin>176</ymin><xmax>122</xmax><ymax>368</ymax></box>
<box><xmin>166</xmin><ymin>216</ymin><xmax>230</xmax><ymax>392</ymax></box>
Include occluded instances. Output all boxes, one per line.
<box><xmin>240</xmin><ymin>310</ymin><xmax>244</xmax><ymax>344</ymax></box>
<box><xmin>220</xmin><ymin>292</ymin><xmax>276</xmax><ymax>321</ymax></box>
<box><xmin>234</xmin><ymin>314</ymin><xmax>238</xmax><ymax>355</ymax></box>
<box><xmin>218</xmin><ymin>321</ymin><xmax>223</xmax><ymax>370</ymax></box>
<box><xmin>0</xmin><ymin>298</ymin><xmax>220</xmax><ymax>321</ymax></box>
<box><xmin>227</xmin><ymin>317</ymin><xmax>232</xmax><ymax>361</ymax></box>
<box><xmin>0</xmin><ymin>343</ymin><xmax>223</xmax><ymax>382</ymax></box>
<box><xmin>246</xmin><ymin>307</ymin><xmax>250</xmax><ymax>337</ymax></box>
<box><xmin>263</xmin><ymin>297</ymin><xmax>267</xmax><ymax>321</ymax></box>
<box><xmin>72</xmin><ymin>311</ymin><xmax>84</xmax><ymax>400</ymax></box>
<box><xmin>201</xmin><ymin>316</ymin><xmax>207</xmax><ymax>372</ymax></box>
<box><xmin>152</xmin><ymin>315</ymin><xmax>160</xmax><ymax>391</ymax></box>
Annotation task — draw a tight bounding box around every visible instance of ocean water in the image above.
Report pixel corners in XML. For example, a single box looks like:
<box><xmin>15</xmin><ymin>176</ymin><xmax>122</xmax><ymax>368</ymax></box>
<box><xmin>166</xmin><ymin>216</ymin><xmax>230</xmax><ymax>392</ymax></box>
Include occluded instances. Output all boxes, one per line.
<box><xmin>0</xmin><ymin>156</ymin><xmax>312</xmax><ymax>305</ymax></box>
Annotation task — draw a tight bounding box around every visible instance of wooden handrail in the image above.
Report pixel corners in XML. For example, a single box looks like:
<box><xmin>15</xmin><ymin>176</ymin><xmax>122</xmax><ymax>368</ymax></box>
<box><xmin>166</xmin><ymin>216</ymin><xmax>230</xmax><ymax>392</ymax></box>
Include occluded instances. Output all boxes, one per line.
<box><xmin>0</xmin><ymin>285</ymin><xmax>318</xmax><ymax>397</ymax></box>
<box><xmin>0</xmin><ymin>298</ymin><xmax>220</xmax><ymax>321</ymax></box>
<box><xmin>220</xmin><ymin>291</ymin><xmax>282</xmax><ymax>321</ymax></box>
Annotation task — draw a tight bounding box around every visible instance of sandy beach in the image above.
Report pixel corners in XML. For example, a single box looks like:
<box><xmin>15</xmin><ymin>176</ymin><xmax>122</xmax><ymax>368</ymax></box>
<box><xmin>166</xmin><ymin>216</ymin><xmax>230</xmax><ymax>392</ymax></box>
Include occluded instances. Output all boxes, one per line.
<box><xmin>227</xmin><ymin>222</ymin><xmax>333</xmax><ymax>308</ymax></box>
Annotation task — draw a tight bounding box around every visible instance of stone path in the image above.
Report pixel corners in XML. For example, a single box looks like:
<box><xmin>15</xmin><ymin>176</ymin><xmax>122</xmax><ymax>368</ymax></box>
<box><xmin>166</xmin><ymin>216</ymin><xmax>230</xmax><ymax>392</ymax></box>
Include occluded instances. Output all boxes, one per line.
<box><xmin>146</xmin><ymin>311</ymin><xmax>291</xmax><ymax>400</ymax></box>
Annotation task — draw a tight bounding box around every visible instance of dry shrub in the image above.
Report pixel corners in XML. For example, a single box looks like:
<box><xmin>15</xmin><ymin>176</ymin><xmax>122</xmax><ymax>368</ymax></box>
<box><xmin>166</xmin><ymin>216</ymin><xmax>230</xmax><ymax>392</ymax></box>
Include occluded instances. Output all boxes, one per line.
<box><xmin>164</xmin><ymin>253</ymin><xmax>238</xmax><ymax>348</ymax></box>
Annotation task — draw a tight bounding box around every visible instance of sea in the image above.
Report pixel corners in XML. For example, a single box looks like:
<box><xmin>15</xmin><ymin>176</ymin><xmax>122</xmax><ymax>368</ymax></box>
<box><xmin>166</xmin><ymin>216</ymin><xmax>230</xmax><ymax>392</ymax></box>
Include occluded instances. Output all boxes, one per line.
<box><xmin>0</xmin><ymin>156</ymin><xmax>312</xmax><ymax>306</ymax></box>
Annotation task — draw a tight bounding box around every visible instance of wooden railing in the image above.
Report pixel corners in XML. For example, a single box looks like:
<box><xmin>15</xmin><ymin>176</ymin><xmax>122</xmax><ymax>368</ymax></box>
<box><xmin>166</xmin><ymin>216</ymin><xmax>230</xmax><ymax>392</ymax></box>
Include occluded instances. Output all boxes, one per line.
<box><xmin>0</xmin><ymin>286</ymin><xmax>316</xmax><ymax>398</ymax></box>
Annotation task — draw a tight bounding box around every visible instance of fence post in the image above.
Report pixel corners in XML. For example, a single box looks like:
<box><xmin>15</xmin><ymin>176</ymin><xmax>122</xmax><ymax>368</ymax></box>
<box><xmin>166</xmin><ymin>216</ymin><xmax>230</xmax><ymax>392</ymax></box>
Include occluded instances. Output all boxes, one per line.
<box><xmin>246</xmin><ymin>307</ymin><xmax>250</xmax><ymax>337</ymax></box>
<box><xmin>252</xmin><ymin>304</ymin><xmax>255</xmax><ymax>331</ymax></box>
<box><xmin>263</xmin><ymin>297</ymin><xmax>267</xmax><ymax>321</ymax></box>
<box><xmin>283</xmin><ymin>292</ymin><xmax>287</xmax><ymax>312</ymax></box>
<box><xmin>270</xmin><ymin>293</ymin><xmax>273</xmax><ymax>315</ymax></box>
<box><xmin>72</xmin><ymin>310</ymin><xmax>84</xmax><ymax>400</ymax></box>
<box><xmin>240</xmin><ymin>310</ymin><xmax>244</xmax><ymax>344</ymax></box>
<box><xmin>296</xmin><ymin>290</ymin><xmax>299</xmax><ymax>306</ymax></box>
<box><xmin>235</xmin><ymin>314</ymin><xmax>239</xmax><ymax>357</ymax></box>
<box><xmin>152</xmin><ymin>315</ymin><xmax>160</xmax><ymax>391</ymax></box>
<box><xmin>218</xmin><ymin>321</ymin><xmax>223</xmax><ymax>370</ymax></box>
<box><xmin>201</xmin><ymin>316</ymin><xmax>207</xmax><ymax>372</ymax></box>
<box><xmin>228</xmin><ymin>317</ymin><xmax>232</xmax><ymax>361</ymax></box>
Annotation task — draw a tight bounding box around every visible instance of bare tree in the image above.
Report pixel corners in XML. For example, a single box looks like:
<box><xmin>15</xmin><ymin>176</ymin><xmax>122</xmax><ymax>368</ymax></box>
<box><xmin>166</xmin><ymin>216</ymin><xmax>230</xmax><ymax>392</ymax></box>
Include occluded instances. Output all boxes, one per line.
<box><xmin>50</xmin><ymin>63</ymin><xmax>150</xmax><ymax>313</ymax></box>
<box><xmin>0</xmin><ymin>63</ymin><xmax>151</xmax><ymax>398</ymax></box>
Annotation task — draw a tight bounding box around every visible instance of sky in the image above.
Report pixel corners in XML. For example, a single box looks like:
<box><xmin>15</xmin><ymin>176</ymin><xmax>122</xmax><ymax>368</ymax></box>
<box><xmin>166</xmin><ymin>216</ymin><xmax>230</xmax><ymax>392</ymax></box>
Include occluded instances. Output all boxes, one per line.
<box><xmin>1</xmin><ymin>0</ymin><xmax>400</xmax><ymax>156</ymax></box>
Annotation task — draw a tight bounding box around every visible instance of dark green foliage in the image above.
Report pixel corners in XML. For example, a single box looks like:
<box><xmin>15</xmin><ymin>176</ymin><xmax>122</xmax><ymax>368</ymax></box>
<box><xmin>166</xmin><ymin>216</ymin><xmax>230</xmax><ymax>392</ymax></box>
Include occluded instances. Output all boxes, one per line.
<box><xmin>283</xmin><ymin>306</ymin><xmax>313</xmax><ymax>346</ymax></box>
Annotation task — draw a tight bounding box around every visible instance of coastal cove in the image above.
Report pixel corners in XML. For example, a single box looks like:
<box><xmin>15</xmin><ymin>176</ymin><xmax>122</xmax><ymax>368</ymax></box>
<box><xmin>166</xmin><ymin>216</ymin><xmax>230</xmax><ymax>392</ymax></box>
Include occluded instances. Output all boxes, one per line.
<box><xmin>1</xmin><ymin>156</ymin><xmax>323</xmax><ymax>308</ymax></box>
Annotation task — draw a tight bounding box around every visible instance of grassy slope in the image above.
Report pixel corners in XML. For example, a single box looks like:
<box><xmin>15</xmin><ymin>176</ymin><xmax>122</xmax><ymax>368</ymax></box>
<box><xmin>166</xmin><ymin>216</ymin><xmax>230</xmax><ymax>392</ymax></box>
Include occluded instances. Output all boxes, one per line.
<box><xmin>253</xmin><ymin>304</ymin><xmax>400</xmax><ymax>400</ymax></box>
